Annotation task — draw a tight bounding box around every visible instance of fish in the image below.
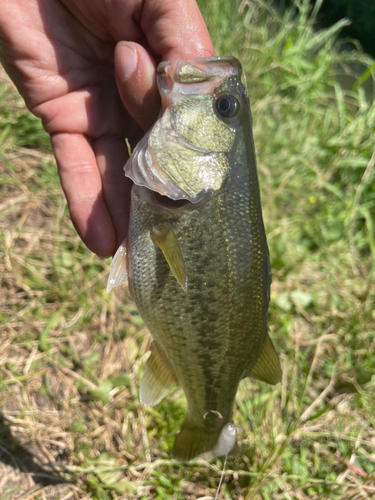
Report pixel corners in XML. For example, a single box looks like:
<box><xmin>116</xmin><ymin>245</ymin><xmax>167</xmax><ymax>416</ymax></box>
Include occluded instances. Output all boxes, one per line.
<box><xmin>107</xmin><ymin>57</ymin><xmax>281</xmax><ymax>462</ymax></box>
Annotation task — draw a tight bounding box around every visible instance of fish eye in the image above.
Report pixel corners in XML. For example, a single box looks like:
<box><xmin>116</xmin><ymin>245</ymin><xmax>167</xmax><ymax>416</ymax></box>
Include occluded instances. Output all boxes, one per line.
<box><xmin>215</xmin><ymin>94</ymin><xmax>240</xmax><ymax>118</ymax></box>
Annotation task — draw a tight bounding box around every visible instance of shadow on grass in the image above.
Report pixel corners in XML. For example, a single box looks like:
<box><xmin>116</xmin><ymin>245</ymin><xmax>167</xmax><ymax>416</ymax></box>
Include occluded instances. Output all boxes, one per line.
<box><xmin>0</xmin><ymin>413</ymin><xmax>69</xmax><ymax>487</ymax></box>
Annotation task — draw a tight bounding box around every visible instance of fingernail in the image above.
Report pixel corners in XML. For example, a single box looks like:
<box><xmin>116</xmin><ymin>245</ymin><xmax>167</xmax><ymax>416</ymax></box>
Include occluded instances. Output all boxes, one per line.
<box><xmin>116</xmin><ymin>41</ymin><xmax>138</xmax><ymax>80</ymax></box>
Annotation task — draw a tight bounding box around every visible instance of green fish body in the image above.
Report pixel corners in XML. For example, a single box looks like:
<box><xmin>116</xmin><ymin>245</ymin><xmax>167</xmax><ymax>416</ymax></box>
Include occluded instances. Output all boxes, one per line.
<box><xmin>108</xmin><ymin>57</ymin><xmax>281</xmax><ymax>461</ymax></box>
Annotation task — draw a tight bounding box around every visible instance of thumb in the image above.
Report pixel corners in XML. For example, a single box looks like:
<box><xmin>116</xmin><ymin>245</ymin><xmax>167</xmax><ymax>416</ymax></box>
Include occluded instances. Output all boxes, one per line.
<box><xmin>115</xmin><ymin>41</ymin><xmax>160</xmax><ymax>133</ymax></box>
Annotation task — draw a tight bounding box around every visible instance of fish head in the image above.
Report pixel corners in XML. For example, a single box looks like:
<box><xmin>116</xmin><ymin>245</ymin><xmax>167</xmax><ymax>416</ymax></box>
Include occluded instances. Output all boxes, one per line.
<box><xmin>125</xmin><ymin>57</ymin><xmax>250</xmax><ymax>204</ymax></box>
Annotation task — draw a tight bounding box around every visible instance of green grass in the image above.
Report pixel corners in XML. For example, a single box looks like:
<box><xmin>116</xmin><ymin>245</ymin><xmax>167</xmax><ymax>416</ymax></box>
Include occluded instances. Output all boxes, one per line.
<box><xmin>1</xmin><ymin>0</ymin><xmax>375</xmax><ymax>499</ymax></box>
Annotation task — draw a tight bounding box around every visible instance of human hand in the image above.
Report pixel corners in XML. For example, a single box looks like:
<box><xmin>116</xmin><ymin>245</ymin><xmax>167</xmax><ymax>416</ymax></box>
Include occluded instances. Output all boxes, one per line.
<box><xmin>0</xmin><ymin>0</ymin><xmax>214</xmax><ymax>256</ymax></box>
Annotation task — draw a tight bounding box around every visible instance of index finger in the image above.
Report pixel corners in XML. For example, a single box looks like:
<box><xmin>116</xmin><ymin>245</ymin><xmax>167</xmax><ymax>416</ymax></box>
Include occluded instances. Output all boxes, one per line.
<box><xmin>140</xmin><ymin>0</ymin><xmax>215</xmax><ymax>61</ymax></box>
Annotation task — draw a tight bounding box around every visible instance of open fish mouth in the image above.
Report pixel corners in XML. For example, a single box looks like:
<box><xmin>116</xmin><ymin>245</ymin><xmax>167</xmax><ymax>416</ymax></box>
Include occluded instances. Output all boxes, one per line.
<box><xmin>133</xmin><ymin>184</ymin><xmax>211</xmax><ymax>212</ymax></box>
<box><xmin>157</xmin><ymin>57</ymin><xmax>244</xmax><ymax>92</ymax></box>
<box><xmin>153</xmin><ymin>193</ymin><xmax>191</xmax><ymax>209</ymax></box>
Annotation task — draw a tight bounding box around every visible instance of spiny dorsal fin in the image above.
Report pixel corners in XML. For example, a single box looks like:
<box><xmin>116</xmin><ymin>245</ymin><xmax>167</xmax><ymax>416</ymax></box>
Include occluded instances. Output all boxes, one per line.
<box><xmin>248</xmin><ymin>333</ymin><xmax>281</xmax><ymax>385</ymax></box>
<box><xmin>151</xmin><ymin>225</ymin><xmax>187</xmax><ymax>291</ymax></box>
<box><xmin>107</xmin><ymin>238</ymin><xmax>128</xmax><ymax>293</ymax></box>
<box><xmin>140</xmin><ymin>341</ymin><xmax>177</xmax><ymax>406</ymax></box>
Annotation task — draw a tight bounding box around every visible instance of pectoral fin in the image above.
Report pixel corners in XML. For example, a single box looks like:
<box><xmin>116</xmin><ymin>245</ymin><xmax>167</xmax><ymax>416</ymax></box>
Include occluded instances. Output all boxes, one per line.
<box><xmin>151</xmin><ymin>225</ymin><xmax>187</xmax><ymax>291</ymax></box>
<box><xmin>248</xmin><ymin>333</ymin><xmax>281</xmax><ymax>385</ymax></box>
<box><xmin>107</xmin><ymin>238</ymin><xmax>129</xmax><ymax>293</ymax></box>
<box><xmin>140</xmin><ymin>341</ymin><xmax>177</xmax><ymax>406</ymax></box>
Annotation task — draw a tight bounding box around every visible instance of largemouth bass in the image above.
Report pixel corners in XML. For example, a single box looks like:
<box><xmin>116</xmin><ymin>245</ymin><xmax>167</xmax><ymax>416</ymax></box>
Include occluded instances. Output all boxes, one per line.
<box><xmin>108</xmin><ymin>57</ymin><xmax>281</xmax><ymax>462</ymax></box>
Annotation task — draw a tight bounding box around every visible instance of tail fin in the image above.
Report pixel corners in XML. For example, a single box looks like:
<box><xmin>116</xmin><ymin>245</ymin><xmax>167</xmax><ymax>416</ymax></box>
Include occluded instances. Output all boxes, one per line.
<box><xmin>172</xmin><ymin>421</ymin><xmax>237</xmax><ymax>462</ymax></box>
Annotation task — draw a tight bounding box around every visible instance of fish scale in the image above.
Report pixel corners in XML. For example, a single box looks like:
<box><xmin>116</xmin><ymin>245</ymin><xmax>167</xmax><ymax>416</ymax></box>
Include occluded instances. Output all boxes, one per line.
<box><xmin>131</xmin><ymin>192</ymin><xmax>237</xmax><ymax>386</ymax></box>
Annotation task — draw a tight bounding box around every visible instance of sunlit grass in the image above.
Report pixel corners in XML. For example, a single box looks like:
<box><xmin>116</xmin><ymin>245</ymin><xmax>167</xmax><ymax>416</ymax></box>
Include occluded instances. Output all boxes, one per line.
<box><xmin>1</xmin><ymin>1</ymin><xmax>374</xmax><ymax>499</ymax></box>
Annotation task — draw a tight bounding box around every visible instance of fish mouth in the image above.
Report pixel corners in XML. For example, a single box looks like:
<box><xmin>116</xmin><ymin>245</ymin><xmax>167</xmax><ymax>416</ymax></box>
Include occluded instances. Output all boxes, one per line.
<box><xmin>133</xmin><ymin>184</ymin><xmax>190</xmax><ymax>210</ymax></box>
<box><xmin>153</xmin><ymin>192</ymin><xmax>191</xmax><ymax>209</ymax></box>
<box><xmin>133</xmin><ymin>184</ymin><xmax>213</xmax><ymax>211</ymax></box>
<box><xmin>157</xmin><ymin>57</ymin><xmax>244</xmax><ymax>93</ymax></box>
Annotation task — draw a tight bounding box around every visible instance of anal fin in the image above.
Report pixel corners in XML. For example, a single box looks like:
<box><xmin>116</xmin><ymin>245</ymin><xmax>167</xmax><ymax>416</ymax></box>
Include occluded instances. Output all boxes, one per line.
<box><xmin>140</xmin><ymin>341</ymin><xmax>177</xmax><ymax>406</ymax></box>
<box><xmin>151</xmin><ymin>225</ymin><xmax>187</xmax><ymax>291</ymax></box>
<box><xmin>248</xmin><ymin>333</ymin><xmax>281</xmax><ymax>385</ymax></box>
